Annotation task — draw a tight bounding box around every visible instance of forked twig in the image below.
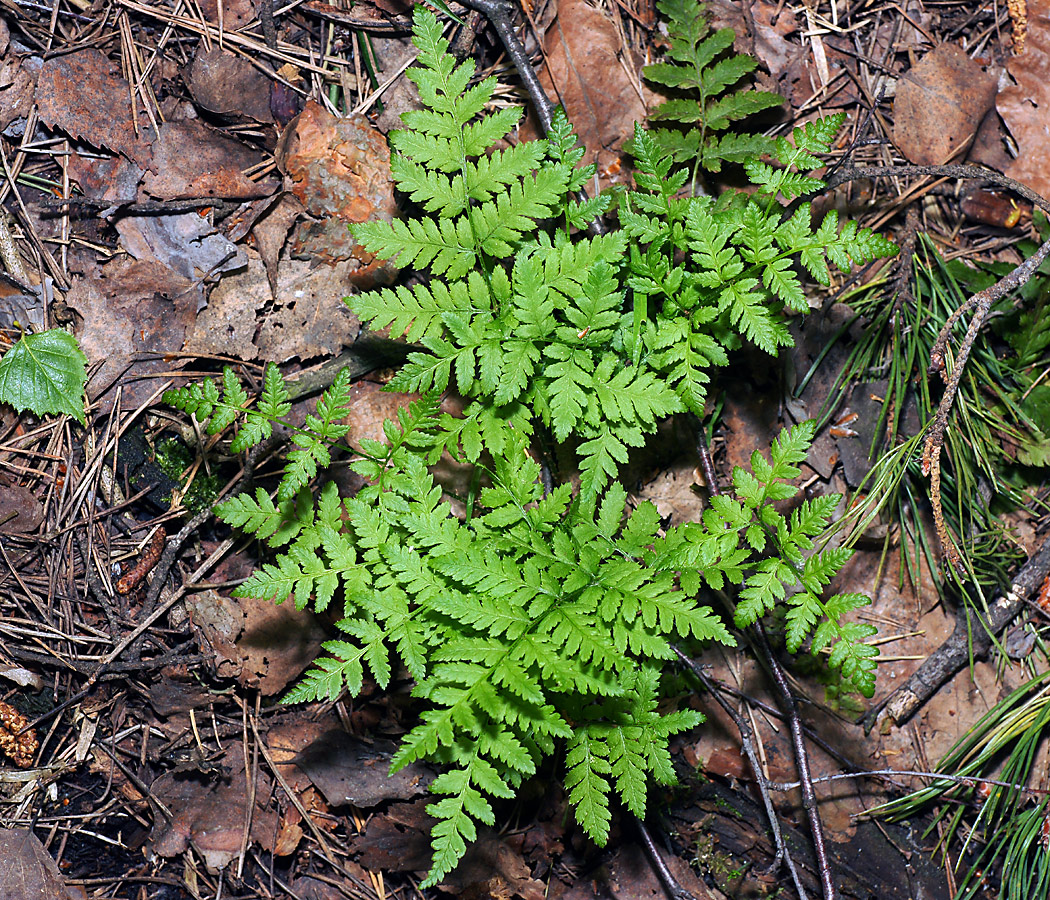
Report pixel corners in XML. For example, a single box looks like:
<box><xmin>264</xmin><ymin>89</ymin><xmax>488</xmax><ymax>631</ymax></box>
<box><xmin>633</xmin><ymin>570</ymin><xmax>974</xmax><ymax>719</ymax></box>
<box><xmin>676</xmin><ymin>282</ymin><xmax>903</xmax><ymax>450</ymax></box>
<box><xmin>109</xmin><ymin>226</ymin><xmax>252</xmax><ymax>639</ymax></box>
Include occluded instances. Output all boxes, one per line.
<box><xmin>919</xmin><ymin>234</ymin><xmax>1050</xmax><ymax>571</ymax></box>
<box><xmin>825</xmin><ymin>161</ymin><xmax>1050</xmax><ymax>571</ymax></box>
<box><xmin>674</xmin><ymin>648</ymin><xmax>809</xmax><ymax>900</ymax></box>
<box><xmin>755</xmin><ymin>623</ymin><xmax>836</xmax><ymax>900</ymax></box>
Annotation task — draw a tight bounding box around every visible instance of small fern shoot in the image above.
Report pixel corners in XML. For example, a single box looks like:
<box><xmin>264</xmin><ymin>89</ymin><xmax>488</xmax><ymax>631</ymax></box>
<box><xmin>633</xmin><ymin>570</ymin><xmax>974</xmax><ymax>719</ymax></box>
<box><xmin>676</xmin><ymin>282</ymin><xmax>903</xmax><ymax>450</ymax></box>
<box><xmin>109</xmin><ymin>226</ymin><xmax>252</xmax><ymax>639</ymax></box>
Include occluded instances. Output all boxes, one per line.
<box><xmin>644</xmin><ymin>0</ymin><xmax>782</xmax><ymax>187</ymax></box>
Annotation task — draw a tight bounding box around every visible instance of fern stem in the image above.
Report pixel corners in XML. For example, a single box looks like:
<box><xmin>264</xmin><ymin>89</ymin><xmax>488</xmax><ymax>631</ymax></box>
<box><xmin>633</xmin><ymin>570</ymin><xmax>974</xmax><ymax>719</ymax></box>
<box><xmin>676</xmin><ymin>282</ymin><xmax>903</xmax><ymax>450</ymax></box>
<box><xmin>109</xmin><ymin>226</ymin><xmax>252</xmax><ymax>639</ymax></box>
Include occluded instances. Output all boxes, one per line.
<box><xmin>756</xmin><ymin>621</ymin><xmax>837</xmax><ymax>900</ymax></box>
<box><xmin>674</xmin><ymin>646</ymin><xmax>809</xmax><ymax>900</ymax></box>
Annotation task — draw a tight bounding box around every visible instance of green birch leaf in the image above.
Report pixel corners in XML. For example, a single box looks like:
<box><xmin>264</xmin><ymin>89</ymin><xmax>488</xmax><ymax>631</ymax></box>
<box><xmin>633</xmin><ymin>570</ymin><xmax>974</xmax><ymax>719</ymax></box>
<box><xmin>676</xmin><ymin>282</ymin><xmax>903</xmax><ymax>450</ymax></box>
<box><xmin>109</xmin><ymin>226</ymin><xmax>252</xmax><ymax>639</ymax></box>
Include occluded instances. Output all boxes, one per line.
<box><xmin>0</xmin><ymin>329</ymin><xmax>87</xmax><ymax>424</ymax></box>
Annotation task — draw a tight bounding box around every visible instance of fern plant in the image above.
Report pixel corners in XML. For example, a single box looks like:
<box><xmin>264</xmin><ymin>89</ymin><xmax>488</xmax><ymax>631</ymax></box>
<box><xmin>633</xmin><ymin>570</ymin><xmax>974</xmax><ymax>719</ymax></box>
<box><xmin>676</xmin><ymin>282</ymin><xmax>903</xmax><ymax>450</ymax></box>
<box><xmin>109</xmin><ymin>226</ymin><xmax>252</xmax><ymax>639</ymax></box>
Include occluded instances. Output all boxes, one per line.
<box><xmin>165</xmin><ymin>5</ymin><xmax>895</xmax><ymax>886</ymax></box>
<box><xmin>643</xmin><ymin>0</ymin><xmax>782</xmax><ymax>188</ymax></box>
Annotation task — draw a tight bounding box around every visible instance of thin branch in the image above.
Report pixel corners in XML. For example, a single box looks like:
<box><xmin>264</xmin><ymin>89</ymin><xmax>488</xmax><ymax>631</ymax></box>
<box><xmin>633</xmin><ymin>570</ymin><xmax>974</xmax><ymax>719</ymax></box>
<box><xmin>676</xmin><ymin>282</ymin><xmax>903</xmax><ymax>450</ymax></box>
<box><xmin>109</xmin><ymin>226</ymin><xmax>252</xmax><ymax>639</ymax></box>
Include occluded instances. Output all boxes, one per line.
<box><xmin>827</xmin><ymin>160</ymin><xmax>1050</xmax><ymax>569</ymax></box>
<box><xmin>768</xmin><ymin>768</ymin><xmax>1050</xmax><ymax>796</ymax></box>
<box><xmin>636</xmin><ymin>819</ymin><xmax>700</xmax><ymax>900</ymax></box>
<box><xmin>460</xmin><ymin>0</ymin><xmax>556</xmax><ymax>133</ymax></box>
<box><xmin>755</xmin><ymin>622</ymin><xmax>836</xmax><ymax>900</ymax></box>
<box><xmin>459</xmin><ymin>0</ymin><xmax>605</xmax><ymax>235</ymax></box>
<box><xmin>674</xmin><ymin>648</ymin><xmax>809</xmax><ymax>900</ymax></box>
<box><xmin>920</xmin><ymin>233</ymin><xmax>1050</xmax><ymax>570</ymax></box>
<box><xmin>824</xmin><ymin>163</ymin><xmax>1050</xmax><ymax>216</ymax></box>
<box><xmin>695</xmin><ymin>429</ymin><xmax>834</xmax><ymax>898</ymax></box>
<box><xmin>862</xmin><ymin>530</ymin><xmax>1050</xmax><ymax>732</ymax></box>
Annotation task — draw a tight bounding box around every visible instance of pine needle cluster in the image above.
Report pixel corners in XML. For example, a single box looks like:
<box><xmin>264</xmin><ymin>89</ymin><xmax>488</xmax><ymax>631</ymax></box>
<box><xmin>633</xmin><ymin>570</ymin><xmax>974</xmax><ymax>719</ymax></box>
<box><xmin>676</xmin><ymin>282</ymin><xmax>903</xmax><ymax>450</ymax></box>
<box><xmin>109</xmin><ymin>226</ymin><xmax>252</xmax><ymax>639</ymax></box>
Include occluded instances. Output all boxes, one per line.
<box><xmin>165</xmin><ymin>3</ymin><xmax>895</xmax><ymax>885</ymax></box>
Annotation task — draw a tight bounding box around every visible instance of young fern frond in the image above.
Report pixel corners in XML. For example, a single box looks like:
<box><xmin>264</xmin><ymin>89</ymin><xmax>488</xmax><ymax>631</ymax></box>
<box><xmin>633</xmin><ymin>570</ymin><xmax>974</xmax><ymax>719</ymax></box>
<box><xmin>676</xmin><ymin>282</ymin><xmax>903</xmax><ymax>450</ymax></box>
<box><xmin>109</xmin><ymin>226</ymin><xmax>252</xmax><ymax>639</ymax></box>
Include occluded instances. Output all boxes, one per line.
<box><xmin>643</xmin><ymin>0</ymin><xmax>781</xmax><ymax>180</ymax></box>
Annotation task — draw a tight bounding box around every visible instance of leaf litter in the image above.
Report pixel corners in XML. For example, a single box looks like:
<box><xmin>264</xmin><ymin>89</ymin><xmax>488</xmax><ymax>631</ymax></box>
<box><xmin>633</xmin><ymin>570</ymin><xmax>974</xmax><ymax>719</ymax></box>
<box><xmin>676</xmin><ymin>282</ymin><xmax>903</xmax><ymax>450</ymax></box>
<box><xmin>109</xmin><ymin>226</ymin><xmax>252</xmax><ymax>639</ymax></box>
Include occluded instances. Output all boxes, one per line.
<box><xmin>0</xmin><ymin>0</ymin><xmax>1049</xmax><ymax>898</ymax></box>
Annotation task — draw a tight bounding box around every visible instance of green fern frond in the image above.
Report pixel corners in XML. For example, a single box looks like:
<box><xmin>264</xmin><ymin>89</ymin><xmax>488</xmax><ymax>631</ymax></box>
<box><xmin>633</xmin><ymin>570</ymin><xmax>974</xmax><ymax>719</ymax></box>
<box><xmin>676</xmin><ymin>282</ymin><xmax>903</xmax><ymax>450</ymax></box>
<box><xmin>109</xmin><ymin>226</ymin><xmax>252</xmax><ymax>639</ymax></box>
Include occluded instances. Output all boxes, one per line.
<box><xmin>643</xmin><ymin>0</ymin><xmax>780</xmax><ymax>175</ymax></box>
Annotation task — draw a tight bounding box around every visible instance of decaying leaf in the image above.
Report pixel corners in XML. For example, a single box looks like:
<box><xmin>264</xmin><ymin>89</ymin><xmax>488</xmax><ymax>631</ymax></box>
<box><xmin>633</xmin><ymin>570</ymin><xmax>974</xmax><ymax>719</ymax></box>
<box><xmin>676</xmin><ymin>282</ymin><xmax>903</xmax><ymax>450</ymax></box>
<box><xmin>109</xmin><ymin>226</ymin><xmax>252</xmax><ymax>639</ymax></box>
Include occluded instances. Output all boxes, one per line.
<box><xmin>67</xmin><ymin>258</ymin><xmax>197</xmax><ymax>412</ymax></box>
<box><xmin>0</xmin><ymin>42</ymin><xmax>37</xmax><ymax>132</ymax></box>
<box><xmin>148</xmin><ymin>750</ymin><xmax>281</xmax><ymax>870</ymax></box>
<box><xmin>116</xmin><ymin>211</ymin><xmax>246</xmax><ymax>282</ymax></box>
<box><xmin>34</xmin><ymin>49</ymin><xmax>154</xmax><ymax>168</ymax></box>
<box><xmin>185</xmin><ymin>46</ymin><xmax>275</xmax><ymax>123</ymax></box>
<box><xmin>892</xmin><ymin>43</ymin><xmax>998</xmax><ymax>165</ymax></box>
<box><xmin>185</xmin><ymin>252</ymin><xmax>362</xmax><ymax>363</ymax></box>
<box><xmin>0</xmin><ymin>481</ymin><xmax>44</xmax><ymax>533</ymax></box>
<box><xmin>0</xmin><ymin>829</ymin><xmax>85</xmax><ymax>900</ymax></box>
<box><xmin>290</xmin><ymin>730</ymin><xmax>431</xmax><ymax>808</ymax></box>
<box><xmin>141</xmin><ymin>119</ymin><xmax>278</xmax><ymax>201</ymax></box>
<box><xmin>276</xmin><ymin>101</ymin><xmax>399</xmax><ymax>280</ymax></box>
<box><xmin>183</xmin><ymin>579</ymin><xmax>328</xmax><ymax>696</ymax></box>
<box><xmin>523</xmin><ymin>0</ymin><xmax>648</xmax><ymax>177</ymax></box>
<box><xmin>66</xmin><ymin>151</ymin><xmax>143</xmax><ymax>205</ymax></box>
<box><xmin>998</xmin><ymin>3</ymin><xmax>1050</xmax><ymax>197</ymax></box>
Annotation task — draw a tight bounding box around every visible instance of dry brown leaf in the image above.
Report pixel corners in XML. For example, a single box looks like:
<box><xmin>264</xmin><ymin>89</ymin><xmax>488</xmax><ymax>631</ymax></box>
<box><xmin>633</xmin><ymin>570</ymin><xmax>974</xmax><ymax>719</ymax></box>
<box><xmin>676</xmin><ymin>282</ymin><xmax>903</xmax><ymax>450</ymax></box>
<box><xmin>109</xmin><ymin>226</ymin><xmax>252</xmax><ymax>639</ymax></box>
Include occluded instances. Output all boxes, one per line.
<box><xmin>266</xmin><ymin>718</ymin><xmax>333</xmax><ymax>793</ymax></box>
<box><xmin>348</xmin><ymin>799</ymin><xmax>435</xmax><ymax>873</ymax></box>
<box><xmin>0</xmin><ymin>45</ymin><xmax>37</xmax><ymax>132</ymax></box>
<box><xmin>0</xmin><ymin>829</ymin><xmax>86</xmax><ymax>900</ymax></box>
<box><xmin>747</xmin><ymin>0</ymin><xmax>800</xmax><ymax>77</ymax></box>
<box><xmin>197</xmin><ymin>0</ymin><xmax>255</xmax><ymax>29</ymax></box>
<box><xmin>276</xmin><ymin>101</ymin><xmax>398</xmax><ymax>281</ymax></box>
<box><xmin>606</xmin><ymin>844</ymin><xmax>721</xmax><ymax>900</ymax></box>
<box><xmin>892</xmin><ymin>44</ymin><xmax>998</xmax><ymax>165</ymax></box>
<box><xmin>116</xmin><ymin>211</ymin><xmax>245</xmax><ymax>282</ymax></box>
<box><xmin>185</xmin><ymin>252</ymin><xmax>362</xmax><ymax>362</ymax></box>
<box><xmin>0</xmin><ymin>482</ymin><xmax>44</xmax><ymax>533</ymax></box>
<box><xmin>185</xmin><ymin>46</ymin><xmax>275</xmax><ymax>123</ymax></box>
<box><xmin>634</xmin><ymin>462</ymin><xmax>707</xmax><ymax>529</ymax></box>
<box><xmin>998</xmin><ymin>2</ymin><xmax>1050</xmax><ymax>197</ymax></box>
<box><xmin>184</xmin><ymin>568</ymin><xmax>328</xmax><ymax>696</ymax></box>
<box><xmin>721</xmin><ymin>377</ymin><xmax>780</xmax><ymax>473</ymax></box>
<box><xmin>66</xmin><ymin>151</ymin><xmax>143</xmax><ymax>205</ymax></box>
<box><xmin>442</xmin><ymin>834</ymin><xmax>548</xmax><ymax>900</ymax></box>
<box><xmin>68</xmin><ymin>258</ymin><xmax>197</xmax><ymax>411</ymax></box>
<box><xmin>249</xmin><ymin>193</ymin><xmax>306</xmax><ymax>296</ymax></box>
<box><xmin>523</xmin><ymin>0</ymin><xmax>647</xmax><ymax>175</ymax></box>
<box><xmin>369</xmin><ymin>32</ymin><xmax>423</xmax><ymax>136</ymax></box>
<box><xmin>141</xmin><ymin>119</ymin><xmax>277</xmax><ymax>201</ymax></box>
<box><xmin>291</xmin><ymin>730</ymin><xmax>432</xmax><ymax>808</ymax></box>
<box><xmin>35</xmin><ymin>49</ymin><xmax>154</xmax><ymax>168</ymax></box>
<box><xmin>289</xmin><ymin>875</ymin><xmax>351</xmax><ymax>900</ymax></box>
<box><xmin>148</xmin><ymin>750</ymin><xmax>281</xmax><ymax>870</ymax></box>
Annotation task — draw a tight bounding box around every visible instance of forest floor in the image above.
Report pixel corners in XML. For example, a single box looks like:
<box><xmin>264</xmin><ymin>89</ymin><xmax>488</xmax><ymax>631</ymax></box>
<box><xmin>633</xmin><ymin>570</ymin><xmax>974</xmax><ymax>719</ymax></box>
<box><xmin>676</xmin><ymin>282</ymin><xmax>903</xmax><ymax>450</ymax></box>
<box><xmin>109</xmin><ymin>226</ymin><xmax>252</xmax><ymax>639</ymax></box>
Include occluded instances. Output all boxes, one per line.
<box><xmin>0</xmin><ymin>0</ymin><xmax>1048</xmax><ymax>898</ymax></box>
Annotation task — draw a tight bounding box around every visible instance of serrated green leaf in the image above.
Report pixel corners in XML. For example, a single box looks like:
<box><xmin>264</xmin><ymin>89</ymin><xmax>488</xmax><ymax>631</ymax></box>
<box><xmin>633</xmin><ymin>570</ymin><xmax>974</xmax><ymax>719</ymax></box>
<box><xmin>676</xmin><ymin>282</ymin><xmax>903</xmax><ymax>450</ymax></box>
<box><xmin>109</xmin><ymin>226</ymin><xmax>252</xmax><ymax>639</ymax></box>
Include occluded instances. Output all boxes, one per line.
<box><xmin>0</xmin><ymin>329</ymin><xmax>87</xmax><ymax>424</ymax></box>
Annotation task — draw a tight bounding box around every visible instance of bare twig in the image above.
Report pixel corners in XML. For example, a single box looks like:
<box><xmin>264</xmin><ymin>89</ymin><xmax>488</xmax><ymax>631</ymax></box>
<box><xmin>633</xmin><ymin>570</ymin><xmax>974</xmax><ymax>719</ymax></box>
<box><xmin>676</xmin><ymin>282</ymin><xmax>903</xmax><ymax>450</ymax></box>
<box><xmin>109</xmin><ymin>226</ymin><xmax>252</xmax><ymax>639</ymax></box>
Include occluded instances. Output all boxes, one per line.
<box><xmin>696</xmin><ymin>430</ymin><xmax>835</xmax><ymax>900</ymax></box>
<box><xmin>824</xmin><ymin>164</ymin><xmax>1050</xmax><ymax>216</ymax></box>
<box><xmin>460</xmin><ymin>0</ymin><xmax>555</xmax><ymax>133</ymax></box>
<box><xmin>755</xmin><ymin>622</ymin><xmax>836</xmax><ymax>900</ymax></box>
<box><xmin>636</xmin><ymin>819</ymin><xmax>699</xmax><ymax>900</ymax></box>
<box><xmin>826</xmin><ymin>160</ymin><xmax>1050</xmax><ymax>570</ymax></box>
<box><xmin>459</xmin><ymin>0</ymin><xmax>605</xmax><ymax>235</ymax></box>
<box><xmin>920</xmin><ymin>234</ymin><xmax>1050</xmax><ymax>570</ymax></box>
<box><xmin>862</xmin><ymin>531</ymin><xmax>1050</xmax><ymax>732</ymax></box>
<box><xmin>674</xmin><ymin>648</ymin><xmax>809</xmax><ymax>900</ymax></box>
